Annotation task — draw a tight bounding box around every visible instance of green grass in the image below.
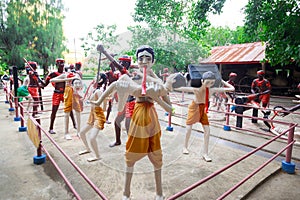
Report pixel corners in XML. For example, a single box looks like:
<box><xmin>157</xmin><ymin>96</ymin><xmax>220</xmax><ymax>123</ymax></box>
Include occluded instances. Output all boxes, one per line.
<box><xmin>82</xmin><ymin>74</ymin><xmax>95</xmax><ymax>80</ymax></box>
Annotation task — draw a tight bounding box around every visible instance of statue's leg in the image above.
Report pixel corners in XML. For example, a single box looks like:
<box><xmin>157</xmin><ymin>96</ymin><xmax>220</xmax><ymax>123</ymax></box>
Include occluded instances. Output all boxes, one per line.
<box><xmin>154</xmin><ymin>167</ymin><xmax>163</xmax><ymax>199</ymax></box>
<box><xmin>182</xmin><ymin>125</ymin><xmax>193</xmax><ymax>154</ymax></box>
<box><xmin>64</xmin><ymin>112</ymin><xmax>72</xmax><ymax>140</ymax></box>
<box><xmin>202</xmin><ymin>125</ymin><xmax>212</xmax><ymax>162</ymax></box>
<box><xmin>123</xmin><ymin>165</ymin><xmax>134</xmax><ymax>199</ymax></box>
<box><xmin>78</xmin><ymin>124</ymin><xmax>93</xmax><ymax>155</ymax></box>
<box><xmin>75</xmin><ymin>111</ymin><xmax>81</xmax><ymax>136</ymax></box>
<box><xmin>49</xmin><ymin>105</ymin><xmax>59</xmax><ymax>134</ymax></box>
<box><xmin>87</xmin><ymin>127</ymin><xmax>101</xmax><ymax>162</ymax></box>
<box><xmin>70</xmin><ymin>110</ymin><xmax>77</xmax><ymax>129</ymax></box>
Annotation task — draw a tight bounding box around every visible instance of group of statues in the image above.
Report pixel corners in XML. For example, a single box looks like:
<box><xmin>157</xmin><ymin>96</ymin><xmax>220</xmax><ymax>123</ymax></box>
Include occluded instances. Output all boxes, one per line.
<box><xmin>15</xmin><ymin>44</ymin><xmax>285</xmax><ymax>200</ymax></box>
<box><xmin>88</xmin><ymin>45</ymin><xmax>235</xmax><ymax>200</ymax></box>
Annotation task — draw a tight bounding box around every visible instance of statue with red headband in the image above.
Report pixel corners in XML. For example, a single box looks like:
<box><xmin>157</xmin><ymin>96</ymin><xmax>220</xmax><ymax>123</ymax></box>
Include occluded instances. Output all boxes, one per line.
<box><xmin>160</xmin><ymin>67</ymin><xmax>169</xmax><ymax>83</ymax></box>
<box><xmin>227</xmin><ymin>72</ymin><xmax>237</xmax><ymax>101</ymax></box>
<box><xmin>75</xmin><ymin>62</ymin><xmax>83</xmax><ymax>79</ymax></box>
<box><xmin>43</xmin><ymin>58</ymin><xmax>68</xmax><ymax>135</ymax></box>
<box><xmin>17</xmin><ymin>61</ymin><xmax>43</xmax><ymax>112</ymax></box>
<box><xmin>212</xmin><ymin>72</ymin><xmax>237</xmax><ymax>111</ymax></box>
<box><xmin>251</xmin><ymin>70</ymin><xmax>272</xmax><ymax>109</ymax></box>
<box><xmin>26</xmin><ymin>61</ymin><xmax>44</xmax><ymax>117</ymax></box>
<box><xmin>50</xmin><ymin>65</ymin><xmax>82</xmax><ymax>140</ymax></box>
<box><xmin>96</xmin><ymin>44</ymin><xmax>136</xmax><ymax>147</ymax></box>
<box><xmin>103</xmin><ymin>60</ymin><xmax>121</xmax><ymax>124</ymax></box>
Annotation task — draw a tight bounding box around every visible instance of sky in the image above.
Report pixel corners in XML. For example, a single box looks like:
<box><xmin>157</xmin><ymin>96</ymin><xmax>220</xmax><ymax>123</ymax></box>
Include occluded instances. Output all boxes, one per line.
<box><xmin>62</xmin><ymin>0</ymin><xmax>248</xmax><ymax>50</ymax></box>
<box><xmin>62</xmin><ymin>0</ymin><xmax>137</xmax><ymax>50</ymax></box>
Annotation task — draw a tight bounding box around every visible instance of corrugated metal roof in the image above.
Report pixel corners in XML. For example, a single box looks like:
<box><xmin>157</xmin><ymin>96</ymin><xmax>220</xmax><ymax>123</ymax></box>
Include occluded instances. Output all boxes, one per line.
<box><xmin>201</xmin><ymin>42</ymin><xmax>266</xmax><ymax>64</ymax></box>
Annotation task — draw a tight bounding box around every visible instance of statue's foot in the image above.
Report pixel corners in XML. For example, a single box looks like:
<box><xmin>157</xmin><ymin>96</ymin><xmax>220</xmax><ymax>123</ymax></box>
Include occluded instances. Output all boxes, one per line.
<box><xmin>87</xmin><ymin>157</ymin><xmax>100</xmax><ymax>162</ymax></box>
<box><xmin>64</xmin><ymin>134</ymin><xmax>72</xmax><ymax>140</ymax></box>
<box><xmin>292</xmin><ymin>99</ymin><xmax>300</xmax><ymax>103</ymax></box>
<box><xmin>202</xmin><ymin>154</ymin><xmax>212</xmax><ymax>162</ymax></box>
<box><xmin>79</xmin><ymin>150</ymin><xmax>91</xmax><ymax>155</ymax></box>
<box><xmin>155</xmin><ymin>195</ymin><xmax>164</xmax><ymax>200</ymax></box>
<box><xmin>109</xmin><ymin>142</ymin><xmax>121</xmax><ymax>148</ymax></box>
<box><xmin>122</xmin><ymin>195</ymin><xmax>130</xmax><ymax>200</ymax></box>
<box><xmin>182</xmin><ymin>147</ymin><xmax>189</xmax><ymax>154</ymax></box>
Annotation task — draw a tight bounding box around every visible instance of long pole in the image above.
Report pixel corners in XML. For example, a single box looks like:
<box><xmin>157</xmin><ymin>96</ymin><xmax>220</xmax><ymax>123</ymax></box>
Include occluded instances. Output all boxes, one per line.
<box><xmin>74</xmin><ymin>38</ymin><xmax>77</xmax><ymax>63</ymax></box>
<box><xmin>96</xmin><ymin>52</ymin><xmax>102</xmax><ymax>89</ymax></box>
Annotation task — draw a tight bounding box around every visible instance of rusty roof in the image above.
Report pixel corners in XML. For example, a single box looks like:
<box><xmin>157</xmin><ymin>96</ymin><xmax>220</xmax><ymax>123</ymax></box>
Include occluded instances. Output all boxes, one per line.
<box><xmin>200</xmin><ymin>42</ymin><xmax>266</xmax><ymax>64</ymax></box>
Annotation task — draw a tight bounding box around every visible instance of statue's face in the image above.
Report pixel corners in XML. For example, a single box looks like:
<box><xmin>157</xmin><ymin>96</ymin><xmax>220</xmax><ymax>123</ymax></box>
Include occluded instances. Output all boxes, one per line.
<box><xmin>57</xmin><ymin>62</ymin><xmax>64</xmax><ymax>73</ymax></box>
<box><xmin>230</xmin><ymin>76</ymin><xmax>236</xmax><ymax>81</ymax></box>
<box><xmin>119</xmin><ymin>60</ymin><xmax>131</xmax><ymax>70</ymax></box>
<box><xmin>202</xmin><ymin>79</ymin><xmax>215</xmax><ymax>88</ymax></box>
<box><xmin>137</xmin><ymin>50</ymin><xmax>153</xmax><ymax>71</ymax></box>
<box><xmin>73</xmin><ymin>79</ymin><xmax>82</xmax><ymax>89</ymax></box>
<box><xmin>258</xmin><ymin>74</ymin><xmax>264</xmax><ymax>80</ymax></box>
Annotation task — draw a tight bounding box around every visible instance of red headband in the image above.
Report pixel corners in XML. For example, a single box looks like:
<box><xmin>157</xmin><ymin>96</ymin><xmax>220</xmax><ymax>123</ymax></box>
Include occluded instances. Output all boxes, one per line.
<box><xmin>56</xmin><ymin>58</ymin><xmax>65</xmax><ymax>63</ymax></box>
<box><xmin>67</xmin><ymin>73</ymin><xmax>75</xmax><ymax>78</ymax></box>
<box><xmin>257</xmin><ymin>70</ymin><xmax>265</xmax><ymax>75</ymax></box>
<box><xmin>119</xmin><ymin>57</ymin><xmax>131</xmax><ymax>62</ymax></box>
<box><xmin>229</xmin><ymin>72</ymin><xmax>237</xmax><ymax>77</ymax></box>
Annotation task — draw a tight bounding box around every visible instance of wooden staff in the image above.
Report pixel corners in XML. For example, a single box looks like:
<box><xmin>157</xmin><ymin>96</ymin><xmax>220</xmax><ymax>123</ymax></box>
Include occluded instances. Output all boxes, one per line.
<box><xmin>23</xmin><ymin>58</ymin><xmax>35</xmax><ymax>72</ymax></box>
<box><xmin>96</xmin><ymin>51</ymin><xmax>102</xmax><ymax>89</ymax></box>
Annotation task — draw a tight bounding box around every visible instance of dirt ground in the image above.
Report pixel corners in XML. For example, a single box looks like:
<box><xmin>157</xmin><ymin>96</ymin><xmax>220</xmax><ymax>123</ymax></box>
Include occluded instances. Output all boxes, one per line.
<box><xmin>0</xmin><ymin>85</ymin><xmax>300</xmax><ymax>200</ymax></box>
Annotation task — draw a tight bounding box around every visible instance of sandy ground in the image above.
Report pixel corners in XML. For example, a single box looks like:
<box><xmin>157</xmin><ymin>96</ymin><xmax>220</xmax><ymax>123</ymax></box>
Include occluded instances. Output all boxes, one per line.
<box><xmin>0</xmin><ymin>84</ymin><xmax>300</xmax><ymax>200</ymax></box>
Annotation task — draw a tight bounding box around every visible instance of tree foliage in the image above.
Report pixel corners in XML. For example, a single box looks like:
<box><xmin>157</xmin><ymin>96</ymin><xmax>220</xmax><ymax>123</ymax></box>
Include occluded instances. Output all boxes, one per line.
<box><xmin>202</xmin><ymin>26</ymin><xmax>252</xmax><ymax>47</ymax></box>
<box><xmin>133</xmin><ymin>0</ymin><xmax>226</xmax><ymax>41</ymax></box>
<box><xmin>0</xmin><ymin>0</ymin><xmax>66</xmax><ymax>76</ymax></box>
<box><xmin>126</xmin><ymin>0</ymin><xmax>229</xmax><ymax>73</ymax></box>
<box><xmin>127</xmin><ymin>25</ymin><xmax>209</xmax><ymax>74</ymax></box>
<box><xmin>244</xmin><ymin>0</ymin><xmax>300</xmax><ymax>66</ymax></box>
<box><xmin>79</xmin><ymin>23</ymin><xmax>119</xmax><ymax>71</ymax></box>
<box><xmin>80</xmin><ymin>23</ymin><xmax>119</xmax><ymax>57</ymax></box>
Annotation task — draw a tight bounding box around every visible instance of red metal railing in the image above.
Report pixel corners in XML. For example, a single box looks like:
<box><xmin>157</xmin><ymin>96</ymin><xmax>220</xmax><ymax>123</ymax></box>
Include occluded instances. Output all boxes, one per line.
<box><xmin>17</xmin><ymin>95</ymin><xmax>109</xmax><ymax>200</ymax></box>
<box><xmin>5</xmin><ymin>87</ymin><xmax>297</xmax><ymax>200</ymax></box>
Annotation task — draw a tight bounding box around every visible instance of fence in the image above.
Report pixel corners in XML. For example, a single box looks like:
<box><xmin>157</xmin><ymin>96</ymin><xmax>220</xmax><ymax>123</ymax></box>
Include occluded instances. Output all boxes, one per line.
<box><xmin>2</xmin><ymin>80</ymin><xmax>298</xmax><ymax>199</ymax></box>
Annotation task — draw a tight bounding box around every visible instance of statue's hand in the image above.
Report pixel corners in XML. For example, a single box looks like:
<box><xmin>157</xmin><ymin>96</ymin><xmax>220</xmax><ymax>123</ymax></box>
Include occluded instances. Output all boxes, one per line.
<box><xmin>96</xmin><ymin>44</ymin><xmax>105</xmax><ymax>53</ymax></box>
<box><xmin>146</xmin><ymin>87</ymin><xmax>160</xmax><ymax>101</ymax></box>
<box><xmin>146</xmin><ymin>86</ymin><xmax>172</xmax><ymax>112</ymax></box>
<box><xmin>165</xmin><ymin>73</ymin><xmax>186</xmax><ymax>91</ymax></box>
<box><xmin>145</xmin><ymin>81</ymin><xmax>168</xmax><ymax>97</ymax></box>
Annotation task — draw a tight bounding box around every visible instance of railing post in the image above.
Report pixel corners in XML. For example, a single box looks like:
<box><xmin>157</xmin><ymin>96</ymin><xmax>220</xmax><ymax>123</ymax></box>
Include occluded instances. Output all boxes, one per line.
<box><xmin>252</xmin><ymin>108</ymin><xmax>258</xmax><ymax>123</ymax></box>
<box><xmin>223</xmin><ymin>103</ymin><xmax>231</xmax><ymax>131</ymax></box>
<box><xmin>19</xmin><ymin>102</ymin><xmax>27</xmax><ymax>132</ymax></box>
<box><xmin>8</xmin><ymin>92</ymin><xmax>14</xmax><ymax>112</ymax></box>
<box><xmin>33</xmin><ymin>118</ymin><xmax>46</xmax><ymax>165</ymax></box>
<box><xmin>234</xmin><ymin>97</ymin><xmax>245</xmax><ymax>128</ymax></box>
<box><xmin>166</xmin><ymin>111</ymin><xmax>173</xmax><ymax>131</ymax></box>
<box><xmin>281</xmin><ymin>123</ymin><xmax>296</xmax><ymax>174</ymax></box>
<box><xmin>14</xmin><ymin>96</ymin><xmax>20</xmax><ymax>121</ymax></box>
<box><xmin>4</xmin><ymin>82</ymin><xmax>9</xmax><ymax>104</ymax></box>
<box><xmin>12</xmin><ymin>66</ymin><xmax>21</xmax><ymax>121</ymax></box>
